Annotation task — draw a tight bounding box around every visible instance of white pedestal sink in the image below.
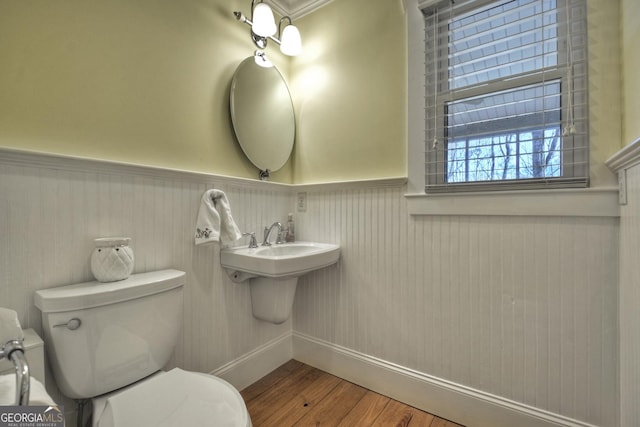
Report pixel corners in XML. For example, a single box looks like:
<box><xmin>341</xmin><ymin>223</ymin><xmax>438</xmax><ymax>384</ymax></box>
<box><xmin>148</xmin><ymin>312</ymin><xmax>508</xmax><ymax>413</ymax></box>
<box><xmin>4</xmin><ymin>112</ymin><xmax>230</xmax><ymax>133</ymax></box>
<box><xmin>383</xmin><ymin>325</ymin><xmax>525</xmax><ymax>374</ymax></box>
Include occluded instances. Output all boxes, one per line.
<box><xmin>220</xmin><ymin>242</ymin><xmax>340</xmax><ymax>324</ymax></box>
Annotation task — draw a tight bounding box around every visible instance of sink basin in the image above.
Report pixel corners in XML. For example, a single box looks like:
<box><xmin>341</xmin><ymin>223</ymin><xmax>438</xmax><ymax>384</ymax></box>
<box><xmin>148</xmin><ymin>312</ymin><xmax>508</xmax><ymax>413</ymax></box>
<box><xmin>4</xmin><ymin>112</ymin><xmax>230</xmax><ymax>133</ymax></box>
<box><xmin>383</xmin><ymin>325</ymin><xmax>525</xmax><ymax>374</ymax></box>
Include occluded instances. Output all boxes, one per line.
<box><xmin>220</xmin><ymin>241</ymin><xmax>340</xmax><ymax>279</ymax></box>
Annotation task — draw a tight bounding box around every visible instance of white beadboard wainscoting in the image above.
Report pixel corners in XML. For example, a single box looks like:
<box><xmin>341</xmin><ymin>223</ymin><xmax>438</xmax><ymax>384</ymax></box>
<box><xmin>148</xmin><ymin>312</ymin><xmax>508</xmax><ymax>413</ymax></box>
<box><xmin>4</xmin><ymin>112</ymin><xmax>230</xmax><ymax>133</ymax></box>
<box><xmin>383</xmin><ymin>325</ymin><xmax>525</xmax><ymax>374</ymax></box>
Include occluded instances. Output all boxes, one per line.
<box><xmin>607</xmin><ymin>138</ymin><xmax>640</xmax><ymax>427</ymax></box>
<box><xmin>292</xmin><ymin>183</ymin><xmax>619</xmax><ymax>427</ymax></box>
<box><xmin>0</xmin><ymin>149</ymin><xmax>295</xmax><ymax>424</ymax></box>
<box><xmin>0</xmin><ymin>148</ymin><xmax>621</xmax><ymax>427</ymax></box>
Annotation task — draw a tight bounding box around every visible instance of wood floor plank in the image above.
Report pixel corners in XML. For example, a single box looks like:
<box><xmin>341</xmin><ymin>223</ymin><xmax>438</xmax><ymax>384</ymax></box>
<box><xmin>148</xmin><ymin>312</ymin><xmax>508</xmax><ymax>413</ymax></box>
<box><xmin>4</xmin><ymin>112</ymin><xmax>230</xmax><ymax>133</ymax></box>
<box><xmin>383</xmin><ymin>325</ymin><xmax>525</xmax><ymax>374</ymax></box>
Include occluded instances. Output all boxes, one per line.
<box><xmin>244</xmin><ymin>364</ymin><xmax>323</xmax><ymax>425</ymax></box>
<box><xmin>336</xmin><ymin>391</ymin><xmax>390</xmax><ymax>426</ymax></box>
<box><xmin>407</xmin><ymin>408</ymin><xmax>436</xmax><ymax>426</ymax></box>
<box><xmin>241</xmin><ymin>359</ymin><xmax>304</xmax><ymax>403</ymax></box>
<box><xmin>242</xmin><ymin>360</ymin><xmax>466</xmax><ymax>427</ymax></box>
<box><xmin>261</xmin><ymin>370</ymin><xmax>342</xmax><ymax>427</ymax></box>
<box><xmin>293</xmin><ymin>380</ymin><xmax>369</xmax><ymax>426</ymax></box>
<box><xmin>429</xmin><ymin>417</ymin><xmax>464</xmax><ymax>427</ymax></box>
<box><xmin>370</xmin><ymin>399</ymin><xmax>415</xmax><ymax>427</ymax></box>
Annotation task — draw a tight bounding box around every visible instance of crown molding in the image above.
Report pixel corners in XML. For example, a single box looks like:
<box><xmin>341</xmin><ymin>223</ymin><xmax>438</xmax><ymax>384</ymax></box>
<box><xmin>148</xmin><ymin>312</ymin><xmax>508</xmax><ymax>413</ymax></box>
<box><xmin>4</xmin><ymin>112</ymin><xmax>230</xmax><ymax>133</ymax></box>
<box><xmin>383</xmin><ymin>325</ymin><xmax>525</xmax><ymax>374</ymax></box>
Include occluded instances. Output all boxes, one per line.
<box><xmin>267</xmin><ymin>0</ymin><xmax>332</xmax><ymax>19</ymax></box>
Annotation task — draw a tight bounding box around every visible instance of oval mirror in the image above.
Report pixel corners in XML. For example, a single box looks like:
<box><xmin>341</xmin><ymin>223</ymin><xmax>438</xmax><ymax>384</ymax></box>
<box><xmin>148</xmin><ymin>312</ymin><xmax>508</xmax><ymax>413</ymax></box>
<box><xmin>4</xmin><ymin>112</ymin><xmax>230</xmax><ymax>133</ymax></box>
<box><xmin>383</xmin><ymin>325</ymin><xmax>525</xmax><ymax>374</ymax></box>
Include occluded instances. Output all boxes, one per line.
<box><xmin>230</xmin><ymin>57</ymin><xmax>295</xmax><ymax>177</ymax></box>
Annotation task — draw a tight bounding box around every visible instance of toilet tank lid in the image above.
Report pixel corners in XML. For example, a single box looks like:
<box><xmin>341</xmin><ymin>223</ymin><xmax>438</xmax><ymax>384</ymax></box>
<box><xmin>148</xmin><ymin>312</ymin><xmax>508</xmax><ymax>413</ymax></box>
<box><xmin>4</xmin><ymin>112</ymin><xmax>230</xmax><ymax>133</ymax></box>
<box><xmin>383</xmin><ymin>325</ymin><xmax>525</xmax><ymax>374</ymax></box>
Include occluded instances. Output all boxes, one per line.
<box><xmin>34</xmin><ymin>269</ymin><xmax>185</xmax><ymax>313</ymax></box>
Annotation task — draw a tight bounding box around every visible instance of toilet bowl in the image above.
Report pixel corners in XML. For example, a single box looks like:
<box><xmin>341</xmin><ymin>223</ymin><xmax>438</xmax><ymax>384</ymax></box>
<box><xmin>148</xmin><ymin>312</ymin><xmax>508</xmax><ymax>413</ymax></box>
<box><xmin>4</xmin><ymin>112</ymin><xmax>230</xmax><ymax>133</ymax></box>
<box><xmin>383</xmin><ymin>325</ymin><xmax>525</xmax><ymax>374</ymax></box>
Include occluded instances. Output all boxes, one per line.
<box><xmin>93</xmin><ymin>369</ymin><xmax>250</xmax><ymax>427</ymax></box>
<box><xmin>34</xmin><ymin>269</ymin><xmax>251</xmax><ymax>427</ymax></box>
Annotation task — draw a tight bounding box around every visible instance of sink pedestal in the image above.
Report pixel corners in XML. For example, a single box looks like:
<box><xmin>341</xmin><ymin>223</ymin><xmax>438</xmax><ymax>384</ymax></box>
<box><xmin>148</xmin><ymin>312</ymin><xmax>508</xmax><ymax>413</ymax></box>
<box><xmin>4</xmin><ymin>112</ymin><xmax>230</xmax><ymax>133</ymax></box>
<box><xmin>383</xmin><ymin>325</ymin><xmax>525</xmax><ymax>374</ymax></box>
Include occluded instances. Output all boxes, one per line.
<box><xmin>220</xmin><ymin>241</ymin><xmax>340</xmax><ymax>325</ymax></box>
<box><xmin>249</xmin><ymin>277</ymin><xmax>298</xmax><ymax>324</ymax></box>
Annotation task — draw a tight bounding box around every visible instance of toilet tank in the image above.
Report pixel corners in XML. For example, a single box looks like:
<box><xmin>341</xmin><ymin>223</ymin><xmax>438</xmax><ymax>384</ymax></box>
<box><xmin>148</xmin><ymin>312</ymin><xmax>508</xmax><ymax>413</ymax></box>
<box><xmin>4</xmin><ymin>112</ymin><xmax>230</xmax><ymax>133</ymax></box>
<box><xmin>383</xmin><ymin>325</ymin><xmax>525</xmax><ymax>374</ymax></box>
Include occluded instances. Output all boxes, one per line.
<box><xmin>34</xmin><ymin>269</ymin><xmax>185</xmax><ymax>399</ymax></box>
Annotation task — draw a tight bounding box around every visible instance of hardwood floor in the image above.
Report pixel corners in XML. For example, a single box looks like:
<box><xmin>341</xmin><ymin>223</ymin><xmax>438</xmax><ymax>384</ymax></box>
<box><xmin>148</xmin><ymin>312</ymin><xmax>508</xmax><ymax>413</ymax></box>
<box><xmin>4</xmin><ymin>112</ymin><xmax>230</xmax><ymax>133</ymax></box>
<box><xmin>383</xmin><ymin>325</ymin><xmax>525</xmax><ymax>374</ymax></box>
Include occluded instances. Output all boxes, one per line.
<box><xmin>241</xmin><ymin>360</ymin><xmax>465</xmax><ymax>427</ymax></box>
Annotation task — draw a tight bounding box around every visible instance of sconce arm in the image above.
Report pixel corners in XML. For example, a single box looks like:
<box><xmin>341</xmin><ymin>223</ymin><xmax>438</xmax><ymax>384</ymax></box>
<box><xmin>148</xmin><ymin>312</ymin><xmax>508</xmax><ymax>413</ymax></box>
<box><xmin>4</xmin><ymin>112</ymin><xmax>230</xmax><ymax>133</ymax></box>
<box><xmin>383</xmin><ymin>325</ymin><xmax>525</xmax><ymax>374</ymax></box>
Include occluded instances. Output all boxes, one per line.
<box><xmin>233</xmin><ymin>11</ymin><xmax>283</xmax><ymax>46</ymax></box>
<box><xmin>234</xmin><ymin>11</ymin><xmax>249</xmax><ymax>24</ymax></box>
<box><xmin>278</xmin><ymin>16</ymin><xmax>293</xmax><ymax>38</ymax></box>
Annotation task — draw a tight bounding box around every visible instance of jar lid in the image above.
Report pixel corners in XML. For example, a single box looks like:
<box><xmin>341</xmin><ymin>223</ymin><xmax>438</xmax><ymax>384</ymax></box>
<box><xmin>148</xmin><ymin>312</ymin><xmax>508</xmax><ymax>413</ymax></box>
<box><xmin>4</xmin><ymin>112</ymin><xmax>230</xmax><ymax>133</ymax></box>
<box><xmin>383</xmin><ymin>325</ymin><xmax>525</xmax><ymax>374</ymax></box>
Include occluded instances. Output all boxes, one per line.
<box><xmin>94</xmin><ymin>237</ymin><xmax>131</xmax><ymax>247</ymax></box>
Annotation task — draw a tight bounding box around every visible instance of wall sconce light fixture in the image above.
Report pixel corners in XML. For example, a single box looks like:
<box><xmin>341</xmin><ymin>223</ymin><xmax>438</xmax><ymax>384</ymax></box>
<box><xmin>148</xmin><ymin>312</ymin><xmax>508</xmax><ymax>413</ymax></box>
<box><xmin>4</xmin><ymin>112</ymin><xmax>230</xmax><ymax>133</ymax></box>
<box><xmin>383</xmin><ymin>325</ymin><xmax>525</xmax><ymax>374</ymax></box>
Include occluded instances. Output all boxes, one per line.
<box><xmin>234</xmin><ymin>0</ymin><xmax>302</xmax><ymax>57</ymax></box>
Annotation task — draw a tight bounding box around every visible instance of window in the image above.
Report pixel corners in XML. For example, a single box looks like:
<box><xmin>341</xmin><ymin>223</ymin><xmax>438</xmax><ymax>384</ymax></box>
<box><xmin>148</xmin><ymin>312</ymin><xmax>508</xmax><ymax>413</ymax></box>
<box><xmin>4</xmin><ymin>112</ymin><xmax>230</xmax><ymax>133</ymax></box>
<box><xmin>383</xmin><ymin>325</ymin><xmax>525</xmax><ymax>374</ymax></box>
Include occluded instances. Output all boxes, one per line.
<box><xmin>422</xmin><ymin>0</ymin><xmax>588</xmax><ymax>192</ymax></box>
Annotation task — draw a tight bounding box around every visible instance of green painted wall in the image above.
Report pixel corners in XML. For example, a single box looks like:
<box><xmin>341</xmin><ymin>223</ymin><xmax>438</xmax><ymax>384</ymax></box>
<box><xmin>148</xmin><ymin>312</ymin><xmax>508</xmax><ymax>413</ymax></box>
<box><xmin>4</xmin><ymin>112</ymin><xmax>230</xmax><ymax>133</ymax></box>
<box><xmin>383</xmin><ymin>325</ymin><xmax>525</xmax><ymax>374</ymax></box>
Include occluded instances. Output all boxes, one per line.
<box><xmin>291</xmin><ymin>0</ymin><xmax>624</xmax><ymax>187</ymax></box>
<box><xmin>290</xmin><ymin>0</ymin><xmax>407</xmax><ymax>184</ymax></box>
<box><xmin>587</xmin><ymin>0</ymin><xmax>623</xmax><ymax>186</ymax></box>
<box><xmin>0</xmin><ymin>0</ymin><xmax>293</xmax><ymax>182</ymax></box>
<box><xmin>621</xmin><ymin>0</ymin><xmax>640</xmax><ymax>145</ymax></box>
<box><xmin>0</xmin><ymin>0</ymin><xmax>630</xmax><ymax>184</ymax></box>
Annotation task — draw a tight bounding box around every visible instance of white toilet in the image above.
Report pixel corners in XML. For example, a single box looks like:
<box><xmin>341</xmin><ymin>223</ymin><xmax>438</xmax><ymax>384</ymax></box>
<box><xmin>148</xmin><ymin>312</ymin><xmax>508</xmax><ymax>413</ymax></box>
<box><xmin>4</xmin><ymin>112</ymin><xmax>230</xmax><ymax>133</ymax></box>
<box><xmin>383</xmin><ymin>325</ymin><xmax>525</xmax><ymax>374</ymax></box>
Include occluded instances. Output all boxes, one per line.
<box><xmin>34</xmin><ymin>269</ymin><xmax>252</xmax><ymax>427</ymax></box>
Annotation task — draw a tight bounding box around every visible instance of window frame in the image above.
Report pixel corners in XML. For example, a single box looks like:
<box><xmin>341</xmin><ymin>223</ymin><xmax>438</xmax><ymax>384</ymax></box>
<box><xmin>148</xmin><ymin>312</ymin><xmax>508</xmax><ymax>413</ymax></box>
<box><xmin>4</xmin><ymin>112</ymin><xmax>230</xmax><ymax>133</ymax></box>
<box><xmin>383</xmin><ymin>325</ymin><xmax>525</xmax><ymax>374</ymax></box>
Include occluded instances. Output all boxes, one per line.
<box><xmin>408</xmin><ymin>0</ymin><xmax>589</xmax><ymax>194</ymax></box>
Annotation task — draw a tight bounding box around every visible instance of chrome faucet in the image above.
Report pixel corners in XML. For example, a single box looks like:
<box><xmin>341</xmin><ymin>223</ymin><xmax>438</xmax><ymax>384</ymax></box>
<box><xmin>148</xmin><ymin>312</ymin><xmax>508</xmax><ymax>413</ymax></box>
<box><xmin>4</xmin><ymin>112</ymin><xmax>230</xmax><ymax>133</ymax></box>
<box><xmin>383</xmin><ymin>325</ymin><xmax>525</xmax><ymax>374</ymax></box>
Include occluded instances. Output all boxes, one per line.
<box><xmin>262</xmin><ymin>222</ymin><xmax>283</xmax><ymax>246</ymax></box>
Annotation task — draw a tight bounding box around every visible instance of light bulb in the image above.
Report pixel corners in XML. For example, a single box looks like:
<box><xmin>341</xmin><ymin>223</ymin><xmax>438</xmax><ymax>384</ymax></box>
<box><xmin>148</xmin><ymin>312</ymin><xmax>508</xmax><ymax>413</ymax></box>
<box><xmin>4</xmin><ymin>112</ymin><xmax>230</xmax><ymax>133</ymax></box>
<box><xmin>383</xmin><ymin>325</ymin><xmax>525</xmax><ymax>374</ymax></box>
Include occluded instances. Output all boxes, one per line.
<box><xmin>280</xmin><ymin>24</ymin><xmax>302</xmax><ymax>56</ymax></box>
<box><xmin>252</xmin><ymin>3</ymin><xmax>276</xmax><ymax>37</ymax></box>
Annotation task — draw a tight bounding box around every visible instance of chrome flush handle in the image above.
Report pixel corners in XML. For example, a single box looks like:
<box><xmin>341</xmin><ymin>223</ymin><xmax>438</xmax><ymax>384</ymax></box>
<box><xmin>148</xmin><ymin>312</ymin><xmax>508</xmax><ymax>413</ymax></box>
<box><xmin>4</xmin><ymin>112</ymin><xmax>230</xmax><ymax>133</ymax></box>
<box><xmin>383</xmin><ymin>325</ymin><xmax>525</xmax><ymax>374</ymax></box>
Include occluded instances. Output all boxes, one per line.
<box><xmin>52</xmin><ymin>318</ymin><xmax>82</xmax><ymax>331</ymax></box>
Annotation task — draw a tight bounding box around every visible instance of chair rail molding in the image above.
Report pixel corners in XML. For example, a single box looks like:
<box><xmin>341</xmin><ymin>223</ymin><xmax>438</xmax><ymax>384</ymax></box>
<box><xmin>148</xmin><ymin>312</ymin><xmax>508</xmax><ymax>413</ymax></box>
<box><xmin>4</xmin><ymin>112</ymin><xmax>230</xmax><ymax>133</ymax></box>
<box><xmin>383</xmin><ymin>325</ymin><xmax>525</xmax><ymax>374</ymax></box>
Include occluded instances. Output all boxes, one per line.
<box><xmin>606</xmin><ymin>136</ymin><xmax>640</xmax><ymax>172</ymax></box>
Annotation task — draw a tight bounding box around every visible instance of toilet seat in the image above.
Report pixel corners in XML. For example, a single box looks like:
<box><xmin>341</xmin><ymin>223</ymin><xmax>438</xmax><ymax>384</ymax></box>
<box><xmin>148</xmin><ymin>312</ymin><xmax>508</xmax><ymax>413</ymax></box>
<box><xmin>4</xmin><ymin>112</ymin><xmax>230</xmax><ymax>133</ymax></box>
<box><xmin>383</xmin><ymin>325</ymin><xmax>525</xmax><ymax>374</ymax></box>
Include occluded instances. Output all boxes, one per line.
<box><xmin>94</xmin><ymin>368</ymin><xmax>251</xmax><ymax>427</ymax></box>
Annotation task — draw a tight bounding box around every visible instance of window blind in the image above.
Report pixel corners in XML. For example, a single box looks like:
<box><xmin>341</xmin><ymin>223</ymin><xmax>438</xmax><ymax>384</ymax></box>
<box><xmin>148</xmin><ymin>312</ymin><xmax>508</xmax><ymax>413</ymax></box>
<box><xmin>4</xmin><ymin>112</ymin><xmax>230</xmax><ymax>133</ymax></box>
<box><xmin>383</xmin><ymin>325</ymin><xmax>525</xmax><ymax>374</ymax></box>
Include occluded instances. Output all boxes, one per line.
<box><xmin>423</xmin><ymin>0</ymin><xmax>588</xmax><ymax>192</ymax></box>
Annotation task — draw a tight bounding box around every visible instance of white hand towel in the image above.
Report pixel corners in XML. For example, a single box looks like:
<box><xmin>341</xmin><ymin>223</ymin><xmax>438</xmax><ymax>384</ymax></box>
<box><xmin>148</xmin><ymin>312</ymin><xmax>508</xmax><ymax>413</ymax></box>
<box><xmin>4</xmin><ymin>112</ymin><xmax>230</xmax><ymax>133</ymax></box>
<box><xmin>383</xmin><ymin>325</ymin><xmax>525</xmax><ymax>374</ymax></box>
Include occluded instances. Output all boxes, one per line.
<box><xmin>0</xmin><ymin>374</ymin><xmax>56</xmax><ymax>406</ymax></box>
<box><xmin>195</xmin><ymin>189</ymin><xmax>242</xmax><ymax>245</ymax></box>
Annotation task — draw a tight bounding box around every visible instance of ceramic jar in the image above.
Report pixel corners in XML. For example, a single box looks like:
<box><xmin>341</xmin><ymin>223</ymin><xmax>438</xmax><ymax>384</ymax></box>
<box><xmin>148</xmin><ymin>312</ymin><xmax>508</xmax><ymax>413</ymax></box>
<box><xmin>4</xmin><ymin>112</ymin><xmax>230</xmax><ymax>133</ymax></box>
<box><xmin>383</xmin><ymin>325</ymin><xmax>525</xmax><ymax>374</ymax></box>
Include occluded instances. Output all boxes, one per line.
<box><xmin>90</xmin><ymin>237</ymin><xmax>134</xmax><ymax>282</ymax></box>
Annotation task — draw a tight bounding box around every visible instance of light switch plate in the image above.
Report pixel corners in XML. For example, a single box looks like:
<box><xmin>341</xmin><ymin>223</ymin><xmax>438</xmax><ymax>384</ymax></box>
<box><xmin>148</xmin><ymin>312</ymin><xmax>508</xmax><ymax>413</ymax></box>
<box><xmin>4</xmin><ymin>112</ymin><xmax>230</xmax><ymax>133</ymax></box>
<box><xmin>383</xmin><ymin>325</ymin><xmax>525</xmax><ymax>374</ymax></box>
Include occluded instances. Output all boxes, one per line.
<box><xmin>296</xmin><ymin>192</ymin><xmax>307</xmax><ymax>212</ymax></box>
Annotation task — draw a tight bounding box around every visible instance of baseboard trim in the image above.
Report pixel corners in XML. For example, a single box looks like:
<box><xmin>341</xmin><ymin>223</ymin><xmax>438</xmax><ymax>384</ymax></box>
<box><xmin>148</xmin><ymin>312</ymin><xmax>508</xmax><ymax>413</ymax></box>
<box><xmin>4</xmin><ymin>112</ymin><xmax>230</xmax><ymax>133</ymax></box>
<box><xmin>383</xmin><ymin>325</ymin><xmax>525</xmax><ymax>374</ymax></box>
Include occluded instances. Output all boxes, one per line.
<box><xmin>292</xmin><ymin>332</ymin><xmax>599</xmax><ymax>427</ymax></box>
<box><xmin>211</xmin><ymin>332</ymin><xmax>293</xmax><ymax>391</ymax></box>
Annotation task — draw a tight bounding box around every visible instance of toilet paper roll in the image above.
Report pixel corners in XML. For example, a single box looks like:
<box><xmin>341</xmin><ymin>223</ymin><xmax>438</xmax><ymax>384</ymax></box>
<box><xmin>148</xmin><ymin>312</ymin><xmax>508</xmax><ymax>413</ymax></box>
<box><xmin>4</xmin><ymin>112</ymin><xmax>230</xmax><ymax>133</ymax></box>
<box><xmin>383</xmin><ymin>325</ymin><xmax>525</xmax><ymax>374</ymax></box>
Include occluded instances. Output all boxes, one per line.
<box><xmin>0</xmin><ymin>308</ymin><xmax>23</xmax><ymax>347</ymax></box>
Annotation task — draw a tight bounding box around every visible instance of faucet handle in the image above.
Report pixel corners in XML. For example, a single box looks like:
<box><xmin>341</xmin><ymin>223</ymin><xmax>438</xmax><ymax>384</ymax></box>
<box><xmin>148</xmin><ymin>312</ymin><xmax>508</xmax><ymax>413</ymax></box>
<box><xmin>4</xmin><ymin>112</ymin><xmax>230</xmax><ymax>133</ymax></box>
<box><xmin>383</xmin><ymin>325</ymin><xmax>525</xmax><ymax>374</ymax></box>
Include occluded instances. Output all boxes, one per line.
<box><xmin>242</xmin><ymin>232</ymin><xmax>258</xmax><ymax>248</ymax></box>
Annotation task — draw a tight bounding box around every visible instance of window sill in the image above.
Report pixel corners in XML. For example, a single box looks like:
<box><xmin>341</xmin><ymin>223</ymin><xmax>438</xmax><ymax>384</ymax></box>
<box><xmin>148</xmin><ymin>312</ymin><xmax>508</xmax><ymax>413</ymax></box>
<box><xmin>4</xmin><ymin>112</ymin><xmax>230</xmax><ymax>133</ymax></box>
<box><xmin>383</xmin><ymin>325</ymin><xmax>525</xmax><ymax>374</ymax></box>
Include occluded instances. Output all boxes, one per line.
<box><xmin>405</xmin><ymin>187</ymin><xmax>620</xmax><ymax>217</ymax></box>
